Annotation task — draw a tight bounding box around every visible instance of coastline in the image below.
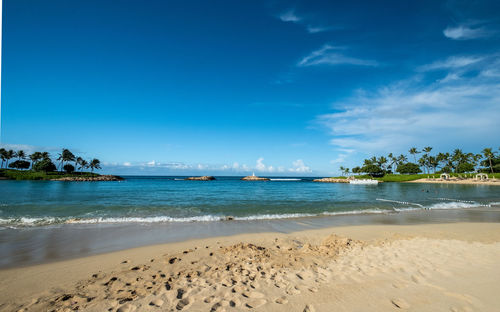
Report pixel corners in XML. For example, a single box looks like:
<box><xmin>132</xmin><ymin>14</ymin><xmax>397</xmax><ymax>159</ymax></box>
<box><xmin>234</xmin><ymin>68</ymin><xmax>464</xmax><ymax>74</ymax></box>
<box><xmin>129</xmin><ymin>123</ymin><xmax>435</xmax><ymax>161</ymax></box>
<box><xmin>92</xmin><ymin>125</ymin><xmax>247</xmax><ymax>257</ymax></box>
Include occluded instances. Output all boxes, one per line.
<box><xmin>406</xmin><ymin>178</ymin><xmax>500</xmax><ymax>185</ymax></box>
<box><xmin>2</xmin><ymin>221</ymin><xmax>500</xmax><ymax>311</ymax></box>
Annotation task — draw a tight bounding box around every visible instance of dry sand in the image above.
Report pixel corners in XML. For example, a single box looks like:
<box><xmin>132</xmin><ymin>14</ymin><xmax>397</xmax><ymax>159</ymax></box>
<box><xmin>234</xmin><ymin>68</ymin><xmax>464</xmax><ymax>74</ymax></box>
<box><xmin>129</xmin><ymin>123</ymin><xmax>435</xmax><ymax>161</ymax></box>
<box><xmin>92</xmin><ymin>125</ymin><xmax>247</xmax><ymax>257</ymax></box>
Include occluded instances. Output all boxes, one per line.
<box><xmin>1</xmin><ymin>222</ymin><xmax>500</xmax><ymax>312</ymax></box>
<box><xmin>407</xmin><ymin>178</ymin><xmax>500</xmax><ymax>185</ymax></box>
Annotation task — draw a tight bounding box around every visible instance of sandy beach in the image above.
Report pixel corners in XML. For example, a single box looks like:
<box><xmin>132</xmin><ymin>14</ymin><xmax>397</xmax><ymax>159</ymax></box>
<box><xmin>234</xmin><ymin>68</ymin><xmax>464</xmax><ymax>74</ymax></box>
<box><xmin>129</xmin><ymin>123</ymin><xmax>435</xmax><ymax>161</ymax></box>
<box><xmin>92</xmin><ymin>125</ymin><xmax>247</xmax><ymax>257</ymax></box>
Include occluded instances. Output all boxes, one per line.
<box><xmin>2</xmin><ymin>222</ymin><xmax>500</xmax><ymax>312</ymax></box>
<box><xmin>407</xmin><ymin>178</ymin><xmax>500</xmax><ymax>186</ymax></box>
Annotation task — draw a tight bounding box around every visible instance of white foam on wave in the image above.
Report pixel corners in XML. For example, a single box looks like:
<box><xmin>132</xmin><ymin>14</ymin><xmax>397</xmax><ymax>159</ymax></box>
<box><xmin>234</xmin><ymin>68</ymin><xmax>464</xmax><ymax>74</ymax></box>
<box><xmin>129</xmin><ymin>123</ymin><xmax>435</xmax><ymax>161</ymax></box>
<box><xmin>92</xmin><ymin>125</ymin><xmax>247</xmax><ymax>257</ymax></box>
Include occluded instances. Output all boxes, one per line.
<box><xmin>376</xmin><ymin>198</ymin><xmax>424</xmax><ymax>208</ymax></box>
<box><xmin>427</xmin><ymin>202</ymin><xmax>490</xmax><ymax>209</ymax></box>
<box><xmin>322</xmin><ymin>209</ymin><xmax>386</xmax><ymax>216</ymax></box>
<box><xmin>0</xmin><ymin>209</ymin><xmax>393</xmax><ymax>227</ymax></box>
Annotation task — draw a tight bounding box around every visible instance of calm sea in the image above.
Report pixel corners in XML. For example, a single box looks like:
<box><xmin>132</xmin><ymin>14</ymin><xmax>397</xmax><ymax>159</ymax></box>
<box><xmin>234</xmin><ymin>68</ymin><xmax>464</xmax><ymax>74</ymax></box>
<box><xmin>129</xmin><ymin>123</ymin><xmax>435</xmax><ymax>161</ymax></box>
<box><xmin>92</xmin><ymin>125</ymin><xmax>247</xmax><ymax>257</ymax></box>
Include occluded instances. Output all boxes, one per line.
<box><xmin>1</xmin><ymin>176</ymin><xmax>499</xmax><ymax>228</ymax></box>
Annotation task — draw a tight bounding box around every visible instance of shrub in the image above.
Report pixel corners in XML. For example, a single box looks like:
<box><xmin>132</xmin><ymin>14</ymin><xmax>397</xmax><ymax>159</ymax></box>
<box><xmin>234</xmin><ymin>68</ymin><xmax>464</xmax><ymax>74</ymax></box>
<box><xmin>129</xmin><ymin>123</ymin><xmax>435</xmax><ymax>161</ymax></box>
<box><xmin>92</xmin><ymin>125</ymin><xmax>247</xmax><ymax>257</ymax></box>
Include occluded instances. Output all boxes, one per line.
<box><xmin>8</xmin><ymin>160</ymin><xmax>31</xmax><ymax>170</ymax></box>
<box><xmin>63</xmin><ymin>164</ymin><xmax>75</xmax><ymax>173</ymax></box>
<box><xmin>396</xmin><ymin>163</ymin><xmax>422</xmax><ymax>174</ymax></box>
<box><xmin>361</xmin><ymin>164</ymin><xmax>383</xmax><ymax>176</ymax></box>
<box><xmin>456</xmin><ymin>162</ymin><xmax>475</xmax><ymax>173</ymax></box>
<box><xmin>34</xmin><ymin>159</ymin><xmax>57</xmax><ymax>172</ymax></box>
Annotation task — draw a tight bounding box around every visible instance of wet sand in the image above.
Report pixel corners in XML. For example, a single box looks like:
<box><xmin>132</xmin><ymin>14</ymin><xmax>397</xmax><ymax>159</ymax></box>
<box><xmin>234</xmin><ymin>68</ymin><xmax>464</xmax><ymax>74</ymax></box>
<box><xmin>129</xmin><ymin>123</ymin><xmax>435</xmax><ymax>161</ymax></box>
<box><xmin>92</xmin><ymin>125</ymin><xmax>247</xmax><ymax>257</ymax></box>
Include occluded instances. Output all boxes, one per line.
<box><xmin>2</xmin><ymin>207</ymin><xmax>500</xmax><ymax>268</ymax></box>
<box><xmin>1</xmin><ymin>222</ymin><xmax>500</xmax><ymax>311</ymax></box>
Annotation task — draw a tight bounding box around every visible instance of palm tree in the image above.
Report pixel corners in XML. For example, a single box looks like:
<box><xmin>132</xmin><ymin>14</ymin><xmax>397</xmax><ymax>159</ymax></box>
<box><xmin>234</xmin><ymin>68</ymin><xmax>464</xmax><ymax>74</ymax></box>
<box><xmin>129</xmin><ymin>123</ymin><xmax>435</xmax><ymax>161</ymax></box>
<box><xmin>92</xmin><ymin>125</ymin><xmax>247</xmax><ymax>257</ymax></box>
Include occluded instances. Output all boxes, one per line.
<box><xmin>408</xmin><ymin>147</ymin><xmax>420</xmax><ymax>163</ymax></box>
<box><xmin>29</xmin><ymin>152</ymin><xmax>43</xmax><ymax>169</ymax></box>
<box><xmin>89</xmin><ymin>158</ymin><xmax>101</xmax><ymax>173</ymax></box>
<box><xmin>423</xmin><ymin>146</ymin><xmax>433</xmax><ymax>154</ymax></box>
<box><xmin>0</xmin><ymin>148</ymin><xmax>6</xmax><ymax>168</ymax></box>
<box><xmin>57</xmin><ymin>149</ymin><xmax>76</xmax><ymax>171</ymax></box>
<box><xmin>78</xmin><ymin>159</ymin><xmax>89</xmax><ymax>172</ymax></box>
<box><xmin>16</xmin><ymin>150</ymin><xmax>26</xmax><ymax>160</ymax></box>
<box><xmin>41</xmin><ymin>152</ymin><xmax>50</xmax><ymax>160</ymax></box>
<box><xmin>5</xmin><ymin>150</ymin><xmax>15</xmax><ymax>168</ymax></box>
<box><xmin>482</xmin><ymin>148</ymin><xmax>496</xmax><ymax>173</ymax></box>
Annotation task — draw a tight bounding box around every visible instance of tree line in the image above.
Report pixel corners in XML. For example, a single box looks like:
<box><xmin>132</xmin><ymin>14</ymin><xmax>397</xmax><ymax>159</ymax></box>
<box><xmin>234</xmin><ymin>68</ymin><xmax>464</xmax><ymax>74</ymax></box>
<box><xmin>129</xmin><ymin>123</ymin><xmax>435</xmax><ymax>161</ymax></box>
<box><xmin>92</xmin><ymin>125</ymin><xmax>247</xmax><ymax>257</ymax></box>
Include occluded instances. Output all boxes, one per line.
<box><xmin>0</xmin><ymin>148</ymin><xmax>101</xmax><ymax>173</ymax></box>
<box><xmin>339</xmin><ymin>147</ymin><xmax>499</xmax><ymax>176</ymax></box>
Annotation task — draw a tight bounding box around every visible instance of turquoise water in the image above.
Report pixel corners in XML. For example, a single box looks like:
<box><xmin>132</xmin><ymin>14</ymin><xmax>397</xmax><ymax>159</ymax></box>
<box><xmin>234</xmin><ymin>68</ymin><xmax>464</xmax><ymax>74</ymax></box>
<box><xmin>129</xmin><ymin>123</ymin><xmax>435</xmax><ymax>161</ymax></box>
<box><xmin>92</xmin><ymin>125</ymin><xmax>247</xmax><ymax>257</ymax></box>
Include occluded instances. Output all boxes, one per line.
<box><xmin>1</xmin><ymin>176</ymin><xmax>499</xmax><ymax>228</ymax></box>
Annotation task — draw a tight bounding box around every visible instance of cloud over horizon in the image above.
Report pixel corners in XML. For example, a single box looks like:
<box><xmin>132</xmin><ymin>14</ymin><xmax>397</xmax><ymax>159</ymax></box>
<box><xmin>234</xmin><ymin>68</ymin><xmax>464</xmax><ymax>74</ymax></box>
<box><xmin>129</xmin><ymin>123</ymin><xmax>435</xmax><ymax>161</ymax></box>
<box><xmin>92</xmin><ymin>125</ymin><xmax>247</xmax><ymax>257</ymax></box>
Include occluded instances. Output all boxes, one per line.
<box><xmin>317</xmin><ymin>54</ymin><xmax>500</xmax><ymax>155</ymax></box>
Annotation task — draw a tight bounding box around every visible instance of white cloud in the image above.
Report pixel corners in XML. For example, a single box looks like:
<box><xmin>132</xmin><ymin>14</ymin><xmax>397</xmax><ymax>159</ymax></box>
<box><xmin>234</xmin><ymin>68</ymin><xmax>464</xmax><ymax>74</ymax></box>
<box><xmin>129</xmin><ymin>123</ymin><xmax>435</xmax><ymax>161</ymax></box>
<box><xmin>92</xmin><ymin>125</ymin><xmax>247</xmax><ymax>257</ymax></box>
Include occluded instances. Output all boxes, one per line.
<box><xmin>277</xmin><ymin>8</ymin><xmax>333</xmax><ymax>34</ymax></box>
<box><xmin>306</xmin><ymin>25</ymin><xmax>330</xmax><ymax>34</ymax></box>
<box><xmin>443</xmin><ymin>25</ymin><xmax>491</xmax><ymax>40</ymax></box>
<box><xmin>289</xmin><ymin>159</ymin><xmax>312</xmax><ymax>173</ymax></box>
<box><xmin>123</xmin><ymin>162</ymin><xmax>132</xmax><ymax>167</ymax></box>
<box><xmin>419</xmin><ymin>56</ymin><xmax>483</xmax><ymax>71</ymax></box>
<box><xmin>298</xmin><ymin>45</ymin><xmax>378</xmax><ymax>67</ymax></box>
<box><xmin>279</xmin><ymin>9</ymin><xmax>301</xmax><ymax>22</ymax></box>
<box><xmin>317</xmin><ymin>55</ymin><xmax>500</xmax><ymax>153</ymax></box>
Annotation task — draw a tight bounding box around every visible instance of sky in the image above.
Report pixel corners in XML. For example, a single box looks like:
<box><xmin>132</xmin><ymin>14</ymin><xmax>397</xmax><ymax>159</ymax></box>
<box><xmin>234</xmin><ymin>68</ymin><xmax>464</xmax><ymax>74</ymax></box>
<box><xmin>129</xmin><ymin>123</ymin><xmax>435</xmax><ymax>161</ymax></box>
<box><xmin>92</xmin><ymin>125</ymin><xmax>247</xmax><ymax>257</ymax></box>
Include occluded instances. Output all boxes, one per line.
<box><xmin>1</xmin><ymin>0</ymin><xmax>500</xmax><ymax>176</ymax></box>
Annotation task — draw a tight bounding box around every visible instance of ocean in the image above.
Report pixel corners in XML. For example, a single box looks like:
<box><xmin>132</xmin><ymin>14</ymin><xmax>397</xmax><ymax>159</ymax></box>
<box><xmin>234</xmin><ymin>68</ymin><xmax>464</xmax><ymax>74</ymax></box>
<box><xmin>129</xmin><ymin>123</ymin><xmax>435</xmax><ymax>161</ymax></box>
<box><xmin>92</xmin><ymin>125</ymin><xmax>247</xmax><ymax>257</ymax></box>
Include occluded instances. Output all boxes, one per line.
<box><xmin>1</xmin><ymin>176</ymin><xmax>499</xmax><ymax>227</ymax></box>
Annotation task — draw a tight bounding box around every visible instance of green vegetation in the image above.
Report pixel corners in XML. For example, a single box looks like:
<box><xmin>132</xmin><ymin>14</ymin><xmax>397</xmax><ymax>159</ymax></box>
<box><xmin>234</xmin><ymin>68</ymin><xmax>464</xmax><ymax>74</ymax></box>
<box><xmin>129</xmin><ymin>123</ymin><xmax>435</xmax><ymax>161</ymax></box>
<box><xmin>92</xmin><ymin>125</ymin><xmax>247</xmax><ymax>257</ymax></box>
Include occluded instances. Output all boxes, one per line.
<box><xmin>331</xmin><ymin>173</ymin><xmax>500</xmax><ymax>182</ymax></box>
<box><xmin>339</xmin><ymin>147</ymin><xmax>500</xmax><ymax>179</ymax></box>
<box><xmin>0</xmin><ymin>147</ymin><xmax>103</xmax><ymax>180</ymax></box>
<box><xmin>0</xmin><ymin>169</ymin><xmax>99</xmax><ymax>180</ymax></box>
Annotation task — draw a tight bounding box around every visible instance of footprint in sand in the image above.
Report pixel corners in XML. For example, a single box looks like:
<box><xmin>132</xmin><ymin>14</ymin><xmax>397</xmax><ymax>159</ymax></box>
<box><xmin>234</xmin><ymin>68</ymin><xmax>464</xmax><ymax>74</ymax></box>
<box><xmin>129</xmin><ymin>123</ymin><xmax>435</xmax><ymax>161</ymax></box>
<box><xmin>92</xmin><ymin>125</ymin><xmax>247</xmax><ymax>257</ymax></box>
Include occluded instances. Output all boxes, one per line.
<box><xmin>117</xmin><ymin>303</ymin><xmax>136</xmax><ymax>312</ymax></box>
<box><xmin>411</xmin><ymin>274</ymin><xmax>424</xmax><ymax>284</ymax></box>
<box><xmin>242</xmin><ymin>291</ymin><xmax>265</xmax><ymax>299</ymax></box>
<box><xmin>275</xmin><ymin>296</ymin><xmax>288</xmax><ymax>304</ymax></box>
<box><xmin>245</xmin><ymin>299</ymin><xmax>266</xmax><ymax>309</ymax></box>
<box><xmin>149</xmin><ymin>299</ymin><xmax>164</xmax><ymax>307</ymax></box>
<box><xmin>303</xmin><ymin>304</ymin><xmax>316</xmax><ymax>312</ymax></box>
<box><xmin>176</xmin><ymin>298</ymin><xmax>192</xmax><ymax>310</ymax></box>
<box><xmin>391</xmin><ymin>298</ymin><xmax>410</xmax><ymax>309</ymax></box>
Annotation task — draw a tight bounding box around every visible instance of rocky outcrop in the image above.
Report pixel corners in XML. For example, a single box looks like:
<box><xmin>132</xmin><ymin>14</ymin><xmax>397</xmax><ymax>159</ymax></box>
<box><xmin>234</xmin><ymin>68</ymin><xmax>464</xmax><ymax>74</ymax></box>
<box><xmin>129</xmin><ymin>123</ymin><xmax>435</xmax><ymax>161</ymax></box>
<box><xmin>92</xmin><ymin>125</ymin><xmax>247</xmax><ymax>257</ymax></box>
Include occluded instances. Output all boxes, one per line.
<box><xmin>185</xmin><ymin>176</ymin><xmax>216</xmax><ymax>181</ymax></box>
<box><xmin>313</xmin><ymin>177</ymin><xmax>350</xmax><ymax>183</ymax></box>
<box><xmin>51</xmin><ymin>175</ymin><xmax>124</xmax><ymax>182</ymax></box>
<box><xmin>241</xmin><ymin>175</ymin><xmax>270</xmax><ymax>181</ymax></box>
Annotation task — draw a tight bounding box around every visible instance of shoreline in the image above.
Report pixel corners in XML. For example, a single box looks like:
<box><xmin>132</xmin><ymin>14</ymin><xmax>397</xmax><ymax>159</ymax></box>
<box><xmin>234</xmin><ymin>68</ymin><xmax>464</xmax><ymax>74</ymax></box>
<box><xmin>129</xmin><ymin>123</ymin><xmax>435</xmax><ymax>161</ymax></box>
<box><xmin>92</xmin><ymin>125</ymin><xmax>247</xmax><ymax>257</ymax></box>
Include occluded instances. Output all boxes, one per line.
<box><xmin>2</xmin><ymin>207</ymin><xmax>500</xmax><ymax>269</ymax></box>
<box><xmin>2</xmin><ymin>221</ymin><xmax>500</xmax><ymax>311</ymax></box>
<box><xmin>406</xmin><ymin>178</ymin><xmax>500</xmax><ymax>185</ymax></box>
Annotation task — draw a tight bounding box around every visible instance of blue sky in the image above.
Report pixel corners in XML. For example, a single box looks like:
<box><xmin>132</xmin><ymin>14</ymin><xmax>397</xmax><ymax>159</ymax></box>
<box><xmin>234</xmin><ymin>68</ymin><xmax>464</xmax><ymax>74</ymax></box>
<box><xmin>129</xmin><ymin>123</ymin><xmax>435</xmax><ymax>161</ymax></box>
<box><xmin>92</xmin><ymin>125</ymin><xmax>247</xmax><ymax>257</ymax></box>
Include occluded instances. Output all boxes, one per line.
<box><xmin>1</xmin><ymin>0</ymin><xmax>499</xmax><ymax>175</ymax></box>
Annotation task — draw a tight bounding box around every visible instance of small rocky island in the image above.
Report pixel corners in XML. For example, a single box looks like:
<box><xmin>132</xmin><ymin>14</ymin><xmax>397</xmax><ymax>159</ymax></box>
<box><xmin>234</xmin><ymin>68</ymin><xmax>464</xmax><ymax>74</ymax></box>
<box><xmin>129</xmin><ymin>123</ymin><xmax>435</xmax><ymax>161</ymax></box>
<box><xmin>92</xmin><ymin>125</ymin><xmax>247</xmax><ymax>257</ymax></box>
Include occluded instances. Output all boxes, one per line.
<box><xmin>185</xmin><ymin>176</ymin><xmax>216</xmax><ymax>181</ymax></box>
<box><xmin>51</xmin><ymin>175</ymin><xmax>124</xmax><ymax>181</ymax></box>
<box><xmin>241</xmin><ymin>173</ymin><xmax>270</xmax><ymax>181</ymax></box>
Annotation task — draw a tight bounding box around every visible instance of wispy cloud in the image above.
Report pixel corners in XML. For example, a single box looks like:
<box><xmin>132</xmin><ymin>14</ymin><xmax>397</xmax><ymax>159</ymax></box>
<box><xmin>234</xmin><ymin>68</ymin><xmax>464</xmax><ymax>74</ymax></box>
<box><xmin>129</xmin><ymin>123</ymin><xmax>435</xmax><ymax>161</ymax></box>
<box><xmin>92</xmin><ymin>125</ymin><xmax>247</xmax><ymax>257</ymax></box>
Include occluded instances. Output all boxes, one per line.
<box><xmin>316</xmin><ymin>54</ymin><xmax>500</xmax><ymax>153</ymax></box>
<box><xmin>306</xmin><ymin>25</ymin><xmax>331</xmax><ymax>34</ymax></box>
<box><xmin>443</xmin><ymin>24</ymin><xmax>494</xmax><ymax>40</ymax></box>
<box><xmin>298</xmin><ymin>45</ymin><xmax>378</xmax><ymax>67</ymax></box>
<box><xmin>277</xmin><ymin>8</ymin><xmax>333</xmax><ymax>34</ymax></box>
<box><xmin>418</xmin><ymin>56</ymin><xmax>484</xmax><ymax>71</ymax></box>
<box><xmin>279</xmin><ymin>9</ymin><xmax>301</xmax><ymax>22</ymax></box>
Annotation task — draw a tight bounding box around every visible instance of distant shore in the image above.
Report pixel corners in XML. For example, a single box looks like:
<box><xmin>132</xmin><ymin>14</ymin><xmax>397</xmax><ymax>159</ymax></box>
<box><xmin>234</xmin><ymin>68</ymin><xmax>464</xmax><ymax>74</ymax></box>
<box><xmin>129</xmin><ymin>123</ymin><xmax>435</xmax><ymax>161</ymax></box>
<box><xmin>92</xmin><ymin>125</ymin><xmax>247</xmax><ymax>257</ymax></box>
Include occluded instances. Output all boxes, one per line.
<box><xmin>407</xmin><ymin>178</ymin><xmax>500</xmax><ymax>186</ymax></box>
<box><xmin>0</xmin><ymin>169</ymin><xmax>123</xmax><ymax>181</ymax></box>
<box><xmin>2</xmin><ymin>221</ymin><xmax>500</xmax><ymax>311</ymax></box>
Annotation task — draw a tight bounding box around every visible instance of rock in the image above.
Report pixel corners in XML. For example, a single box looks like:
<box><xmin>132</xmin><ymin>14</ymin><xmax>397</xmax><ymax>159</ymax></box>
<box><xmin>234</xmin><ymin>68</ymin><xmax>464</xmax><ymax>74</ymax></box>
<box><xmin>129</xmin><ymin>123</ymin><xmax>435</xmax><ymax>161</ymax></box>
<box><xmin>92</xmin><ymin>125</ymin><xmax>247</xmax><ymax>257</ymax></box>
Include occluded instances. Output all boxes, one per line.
<box><xmin>185</xmin><ymin>176</ymin><xmax>216</xmax><ymax>181</ymax></box>
<box><xmin>51</xmin><ymin>175</ymin><xmax>124</xmax><ymax>182</ymax></box>
<box><xmin>241</xmin><ymin>175</ymin><xmax>270</xmax><ymax>181</ymax></box>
